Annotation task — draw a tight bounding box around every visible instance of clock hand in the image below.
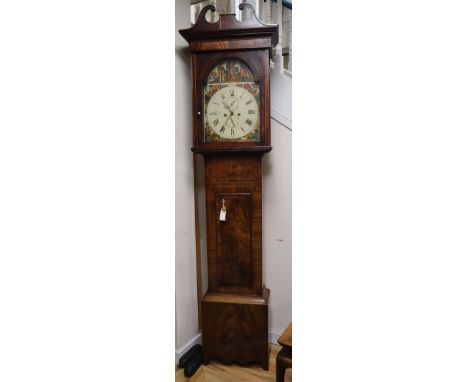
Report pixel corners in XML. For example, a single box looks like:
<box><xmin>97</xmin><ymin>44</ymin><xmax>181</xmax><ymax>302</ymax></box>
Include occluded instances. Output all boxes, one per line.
<box><xmin>223</xmin><ymin>112</ymin><xmax>232</xmax><ymax>128</ymax></box>
<box><xmin>229</xmin><ymin>116</ymin><xmax>236</xmax><ymax>129</ymax></box>
<box><xmin>223</xmin><ymin>100</ymin><xmax>238</xmax><ymax>114</ymax></box>
<box><xmin>222</xmin><ymin>101</ymin><xmax>231</xmax><ymax>111</ymax></box>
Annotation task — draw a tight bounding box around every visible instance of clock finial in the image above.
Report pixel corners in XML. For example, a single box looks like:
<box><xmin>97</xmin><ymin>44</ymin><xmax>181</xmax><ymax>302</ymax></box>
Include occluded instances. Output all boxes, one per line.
<box><xmin>239</xmin><ymin>2</ymin><xmax>256</xmax><ymax>21</ymax></box>
<box><xmin>194</xmin><ymin>3</ymin><xmax>216</xmax><ymax>25</ymax></box>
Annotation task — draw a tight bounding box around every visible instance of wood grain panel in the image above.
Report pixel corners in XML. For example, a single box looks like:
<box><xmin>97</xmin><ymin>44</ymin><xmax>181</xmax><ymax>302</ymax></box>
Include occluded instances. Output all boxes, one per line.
<box><xmin>202</xmin><ymin>289</ymin><xmax>269</xmax><ymax>370</ymax></box>
<box><xmin>216</xmin><ymin>193</ymin><xmax>252</xmax><ymax>287</ymax></box>
<box><xmin>189</xmin><ymin>37</ymin><xmax>273</xmax><ymax>52</ymax></box>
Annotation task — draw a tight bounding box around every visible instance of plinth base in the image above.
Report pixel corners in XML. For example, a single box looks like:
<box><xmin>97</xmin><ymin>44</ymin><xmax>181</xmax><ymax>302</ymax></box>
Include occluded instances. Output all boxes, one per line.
<box><xmin>201</xmin><ymin>286</ymin><xmax>270</xmax><ymax>370</ymax></box>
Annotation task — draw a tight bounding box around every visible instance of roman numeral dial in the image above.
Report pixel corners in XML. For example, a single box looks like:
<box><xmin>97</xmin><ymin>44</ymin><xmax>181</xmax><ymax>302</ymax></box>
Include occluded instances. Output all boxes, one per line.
<box><xmin>206</xmin><ymin>84</ymin><xmax>259</xmax><ymax>140</ymax></box>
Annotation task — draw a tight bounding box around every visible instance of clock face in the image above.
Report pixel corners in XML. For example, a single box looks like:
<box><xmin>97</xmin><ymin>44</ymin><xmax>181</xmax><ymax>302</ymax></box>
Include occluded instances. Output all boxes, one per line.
<box><xmin>206</xmin><ymin>85</ymin><xmax>259</xmax><ymax>140</ymax></box>
<box><xmin>203</xmin><ymin>59</ymin><xmax>260</xmax><ymax>142</ymax></box>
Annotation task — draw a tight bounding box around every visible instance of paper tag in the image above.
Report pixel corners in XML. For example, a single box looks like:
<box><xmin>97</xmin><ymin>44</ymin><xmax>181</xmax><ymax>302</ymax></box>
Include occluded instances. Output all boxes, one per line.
<box><xmin>219</xmin><ymin>208</ymin><xmax>226</xmax><ymax>221</ymax></box>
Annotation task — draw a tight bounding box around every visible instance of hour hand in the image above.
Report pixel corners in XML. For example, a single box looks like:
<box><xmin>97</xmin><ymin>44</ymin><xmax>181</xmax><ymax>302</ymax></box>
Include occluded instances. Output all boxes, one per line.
<box><xmin>222</xmin><ymin>101</ymin><xmax>232</xmax><ymax>112</ymax></box>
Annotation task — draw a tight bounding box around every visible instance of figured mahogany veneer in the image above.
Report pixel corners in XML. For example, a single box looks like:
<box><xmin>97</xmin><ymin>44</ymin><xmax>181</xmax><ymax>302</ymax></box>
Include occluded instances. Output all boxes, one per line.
<box><xmin>205</xmin><ymin>154</ymin><xmax>263</xmax><ymax>295</ymax></box>
<box><xmin>202</xmin><ymin>286</ymin><xmax>270</xmax><ymax>370</ymax></box>
<box><xmin>216</xmin><ymin>192</ymin><xmax>252</xmax><ymax>287</ymax></box>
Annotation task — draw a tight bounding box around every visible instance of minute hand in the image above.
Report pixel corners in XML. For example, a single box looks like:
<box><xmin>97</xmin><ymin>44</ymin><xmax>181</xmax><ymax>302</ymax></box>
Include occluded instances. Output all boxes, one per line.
<box><xmin>229</xmin><ymin>116</ymin><xmax>236</xmax><ymax>129</ymax></box>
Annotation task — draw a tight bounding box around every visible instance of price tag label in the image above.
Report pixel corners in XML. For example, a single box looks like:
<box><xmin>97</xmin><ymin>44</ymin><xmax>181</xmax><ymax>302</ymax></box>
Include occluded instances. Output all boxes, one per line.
<box><xmin>219</xmin><ymin>208</ymin><xmax>226</xmax><ymax>221</ymax></box>
<box><xmin>219</xmin><ymin>198</ymin><xmax>226</xmax><ymax>221</ymax></box>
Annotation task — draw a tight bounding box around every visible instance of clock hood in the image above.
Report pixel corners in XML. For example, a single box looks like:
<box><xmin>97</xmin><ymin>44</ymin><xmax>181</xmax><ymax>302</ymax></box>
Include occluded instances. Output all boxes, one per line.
<box><xmin>179</xmin><ymin>3</ymin><xmax>278</xmax><ymax>49</ymax></box>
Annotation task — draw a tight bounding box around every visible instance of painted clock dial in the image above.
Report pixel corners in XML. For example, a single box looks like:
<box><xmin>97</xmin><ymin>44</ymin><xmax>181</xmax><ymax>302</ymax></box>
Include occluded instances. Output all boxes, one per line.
<box><xmin>203</xmin><ymin>59</ymin><xmax>260</xmax><ymax>142</ymax></box>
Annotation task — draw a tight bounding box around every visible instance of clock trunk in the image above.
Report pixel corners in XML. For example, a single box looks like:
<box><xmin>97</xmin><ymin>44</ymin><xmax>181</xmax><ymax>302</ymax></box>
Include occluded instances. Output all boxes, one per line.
<box><xmin>205</xmin><ymin>154</ymin><xmax>263</xmax><ymax>295</ymax></box>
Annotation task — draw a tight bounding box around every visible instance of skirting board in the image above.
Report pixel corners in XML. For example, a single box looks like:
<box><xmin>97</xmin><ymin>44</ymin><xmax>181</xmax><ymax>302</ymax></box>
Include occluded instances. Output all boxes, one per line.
<box><xmin>175</xmin><ymin>331</ymin><xmax>282</xmax><ymax>363</ymax></box>
<box><xmin>269</xmin><ymin>330</ymin><xmax>281</xmax><ymax>345</ymax></box>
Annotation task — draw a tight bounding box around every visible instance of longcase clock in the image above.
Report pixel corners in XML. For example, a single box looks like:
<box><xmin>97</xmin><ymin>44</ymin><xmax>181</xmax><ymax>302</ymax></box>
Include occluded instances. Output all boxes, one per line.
<box><xmin>179</xmin><ymin>3</ymin><xmax>278</xmax><ymax>369</ymax></box>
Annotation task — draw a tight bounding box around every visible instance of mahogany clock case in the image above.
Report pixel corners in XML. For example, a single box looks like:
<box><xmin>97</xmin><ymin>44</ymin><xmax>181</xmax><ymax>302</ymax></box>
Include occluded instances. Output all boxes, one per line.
<box><xmin>179</xmin><ymin>3</ymin><xmax>280</xmax><ymax>371</ymax></box>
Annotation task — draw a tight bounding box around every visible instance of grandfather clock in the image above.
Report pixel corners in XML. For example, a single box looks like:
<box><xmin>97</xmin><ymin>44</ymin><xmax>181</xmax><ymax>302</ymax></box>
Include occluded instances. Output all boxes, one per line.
<box><xmin>179</xmin><ymin>3</ymin><xmax>278</xmax><ymax>370</ymax></box>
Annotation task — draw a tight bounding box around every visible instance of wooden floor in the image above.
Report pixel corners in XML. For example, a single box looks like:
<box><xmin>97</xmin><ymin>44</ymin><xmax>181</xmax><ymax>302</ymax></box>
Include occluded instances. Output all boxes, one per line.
<box><xmin>175</xmin><ymin>343</ymin><xmax>291</xmax><ymax>382</ymax></box>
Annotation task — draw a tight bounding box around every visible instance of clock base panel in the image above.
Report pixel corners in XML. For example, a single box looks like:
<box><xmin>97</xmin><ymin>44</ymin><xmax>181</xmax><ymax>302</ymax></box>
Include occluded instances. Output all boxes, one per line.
<box><xmin>201</xmin><ymin>286</ymin><xmax>270</xmax><ymax>370</ymax></box>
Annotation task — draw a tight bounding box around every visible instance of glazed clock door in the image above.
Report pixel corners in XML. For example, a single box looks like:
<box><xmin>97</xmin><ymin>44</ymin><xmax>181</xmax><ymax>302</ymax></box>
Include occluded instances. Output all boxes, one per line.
<box><xmin>192</xmin><ymin>49</ymin><xmax>271</xmax><ymax>151</ymax></box>
<box><xmin>203</xmin><ymin>58</ymin><xmax>260</xmax><ymax>142</ymax></box>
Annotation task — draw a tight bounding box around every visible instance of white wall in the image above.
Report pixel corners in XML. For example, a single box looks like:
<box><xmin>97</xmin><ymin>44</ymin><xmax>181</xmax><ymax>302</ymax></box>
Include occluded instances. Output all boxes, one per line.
<box><xmin>175</xmin><ymin>0</ymin><xmax>200</xmax><ymax>351</ymax></box>
<box><xmin>271</xmin><ymin>68</ymin><xmax>292</xmax><ymax>129</ymax></box>
<box><xmin>263</xmin><ymin>118</ymin><xmax>292</xmax><ymax>339</ymax></box>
